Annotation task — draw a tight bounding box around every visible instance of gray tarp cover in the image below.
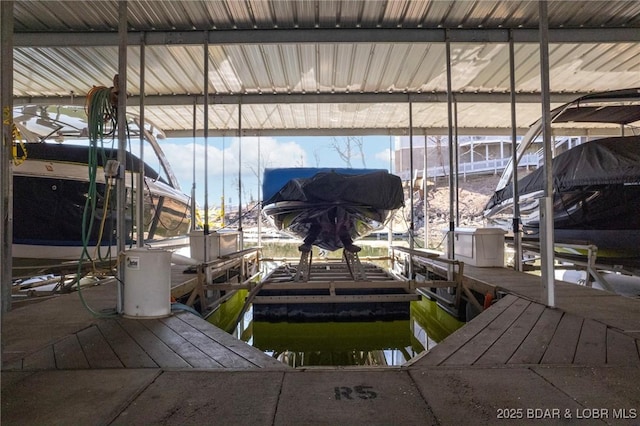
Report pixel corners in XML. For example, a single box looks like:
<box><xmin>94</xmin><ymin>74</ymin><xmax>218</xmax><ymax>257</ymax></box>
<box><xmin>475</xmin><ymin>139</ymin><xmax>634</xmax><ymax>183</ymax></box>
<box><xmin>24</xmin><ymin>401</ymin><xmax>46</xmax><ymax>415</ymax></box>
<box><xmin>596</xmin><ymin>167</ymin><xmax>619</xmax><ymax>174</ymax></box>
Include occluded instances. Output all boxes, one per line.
<box><xmin>486</xmin><ymin>135</ymin><xmax>640</xmax><ymax>210</ymax></box>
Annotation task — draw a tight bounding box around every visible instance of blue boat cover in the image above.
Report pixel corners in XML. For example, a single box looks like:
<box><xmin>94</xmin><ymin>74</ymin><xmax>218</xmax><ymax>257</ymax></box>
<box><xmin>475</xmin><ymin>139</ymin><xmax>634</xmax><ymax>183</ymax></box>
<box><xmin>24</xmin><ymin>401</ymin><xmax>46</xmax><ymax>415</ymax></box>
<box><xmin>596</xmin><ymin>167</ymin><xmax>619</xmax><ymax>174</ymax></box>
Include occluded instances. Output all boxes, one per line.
<box><xmin>262</xmin><ymin>167</ymin><xmax>388</xmax><ymax>203</ymax></box>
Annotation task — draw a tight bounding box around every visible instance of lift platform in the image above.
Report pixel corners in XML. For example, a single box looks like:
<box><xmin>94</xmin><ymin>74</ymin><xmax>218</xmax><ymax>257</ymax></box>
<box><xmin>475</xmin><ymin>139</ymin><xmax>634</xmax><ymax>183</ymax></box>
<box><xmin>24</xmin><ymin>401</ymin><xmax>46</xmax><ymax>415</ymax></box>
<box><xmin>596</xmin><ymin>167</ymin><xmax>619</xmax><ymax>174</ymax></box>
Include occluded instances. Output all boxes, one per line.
<box><xmin>252</xmin><ymin>249</ymin><xmax>420</xmax><ymax>322</ymax></box>
<box><xmin>506</xmin><ymin>237</ymin><xmax>640</xmax><ymax>292</ymax></box>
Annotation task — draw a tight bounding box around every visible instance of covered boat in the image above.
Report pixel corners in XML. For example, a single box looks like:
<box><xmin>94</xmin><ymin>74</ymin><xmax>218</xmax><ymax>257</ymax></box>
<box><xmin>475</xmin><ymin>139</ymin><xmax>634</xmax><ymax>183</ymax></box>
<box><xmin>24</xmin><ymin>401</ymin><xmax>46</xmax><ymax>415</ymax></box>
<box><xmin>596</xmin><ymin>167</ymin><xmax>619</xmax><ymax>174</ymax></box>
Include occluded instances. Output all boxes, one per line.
<box><xmin>262</xmin><ymin>168</ymin><xmax>404</xmax><ymax>251</ymax></box>
<box><xmin>484</xmin><ymin>88</ymin><xmax>640</xmax><ymax>258</ymax></box>
<box><xmin>11</xmin><ymin>105</ymin><xmax>191</xmax><ymax>266</ymax></box>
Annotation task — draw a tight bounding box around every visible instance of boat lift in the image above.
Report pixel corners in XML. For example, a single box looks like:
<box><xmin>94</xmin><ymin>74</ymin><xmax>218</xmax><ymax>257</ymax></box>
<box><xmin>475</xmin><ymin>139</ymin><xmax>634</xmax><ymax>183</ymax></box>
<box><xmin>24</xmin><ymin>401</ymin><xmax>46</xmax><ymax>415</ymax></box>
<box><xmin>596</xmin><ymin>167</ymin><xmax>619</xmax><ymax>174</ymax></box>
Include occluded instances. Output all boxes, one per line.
<box><xmin>511</xmin><ymin>238</ymin><xmax>640</xmax><ymax>293</ymax></box>
<box><xmin>294</xmin><ymin>247</ymin><xmax>367</xmax><ymax>282</ymax></box>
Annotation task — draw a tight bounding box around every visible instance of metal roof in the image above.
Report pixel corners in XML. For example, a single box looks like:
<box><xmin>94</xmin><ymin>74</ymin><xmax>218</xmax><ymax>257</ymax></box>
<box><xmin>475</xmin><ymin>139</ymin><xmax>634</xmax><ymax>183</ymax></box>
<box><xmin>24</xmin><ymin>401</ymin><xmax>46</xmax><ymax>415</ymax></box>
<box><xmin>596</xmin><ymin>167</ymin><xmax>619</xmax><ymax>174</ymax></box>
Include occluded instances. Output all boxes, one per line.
<box><xmin>9</xmin><ymin>1</ymin><xmax>640</xmax><ymax>136</ymax></box>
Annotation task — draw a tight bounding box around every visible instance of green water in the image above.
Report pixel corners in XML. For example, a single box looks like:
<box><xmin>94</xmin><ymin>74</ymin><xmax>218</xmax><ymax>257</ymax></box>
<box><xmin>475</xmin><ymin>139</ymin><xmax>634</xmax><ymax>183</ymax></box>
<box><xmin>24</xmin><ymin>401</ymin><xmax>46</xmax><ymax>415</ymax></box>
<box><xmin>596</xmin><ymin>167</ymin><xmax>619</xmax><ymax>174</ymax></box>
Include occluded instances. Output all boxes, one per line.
<box><xmin>207</xmin><ymin>240</ymin><xmax>463</xmax><ymax>367</ymax></box>
<box><xmin>208</xmin><ymin>289</ymin><xmax>464</xmax><ymax>367</ymax></box>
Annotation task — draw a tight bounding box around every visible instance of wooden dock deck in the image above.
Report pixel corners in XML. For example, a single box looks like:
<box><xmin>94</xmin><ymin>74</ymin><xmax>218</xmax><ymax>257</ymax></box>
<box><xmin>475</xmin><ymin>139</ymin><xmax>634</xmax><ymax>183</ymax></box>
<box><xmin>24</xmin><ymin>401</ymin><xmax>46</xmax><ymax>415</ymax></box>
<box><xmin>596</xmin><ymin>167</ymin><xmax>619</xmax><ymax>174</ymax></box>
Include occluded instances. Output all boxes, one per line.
<box><xmin>460</xmin><ymin>263</ymin><xmax>640</xmax><ymax>338</ymax></box>
<box><xmin>411</xmin><ymin>293</ymin><xmax>640</xmax><ymax>367</ymax></box>
<box><xmin>1</xmin><ymin>280</ymin><xmax>287</xmax><ymax>371</ymax></box>
<box><xmin>4</xmin><ymin>261</ymin><xmax>640</xmax><ymax>425</ymax></box>
<box><xmin>3</xmin><ymin>311</ymin><xmax>286</xmax><ymax>371</ymax></box>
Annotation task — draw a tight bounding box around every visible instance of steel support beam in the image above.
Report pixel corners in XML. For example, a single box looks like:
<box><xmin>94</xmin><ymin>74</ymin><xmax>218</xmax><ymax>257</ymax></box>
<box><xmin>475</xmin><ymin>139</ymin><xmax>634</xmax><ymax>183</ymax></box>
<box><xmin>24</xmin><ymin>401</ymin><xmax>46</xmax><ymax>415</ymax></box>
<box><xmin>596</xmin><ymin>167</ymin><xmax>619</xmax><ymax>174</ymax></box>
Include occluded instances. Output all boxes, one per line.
<box><xmin>13</xmin><ymin>27</ymin><xmax>640</xmax><ymax>48</ymax></box>
<box><xmin>13</xmin><ymin>91</ymin><xmax>591</xmax><ymax>107</ymax></box>
<box><xmin>1</xmin><ymin>0</ymin><xmax>14</xmax><ymax>315</ymax></box>
<box><xmin>509</xmin><ymin>31</ymin><xmax>523</xmax><ymax>273</ymax></box>
<box><xmin>539</xmin><ymin>0</ymin><xmax>556</xmax><ymax>308</ymax></box>
<box><xmin>136</xmin><ymin>33</ymin><xmax>145</xmax><ymax>248</ymax></box>
<box><xmin>237</xmin><ymin>102</ymin><xmax>243</xmax><ymax>248</ymax></box>
<box><xmin>165</xmin><ymin>126</ymin><xmax>531</xmax><ymax>138</ymax></box>
<box><xmin>445</xmin><ymin>34</ymin><xmax>455</xmax><ymax>265</ymax></box>
<box><xmin>116</xmin><ymin>1</ymin><xmax>127</xmax><ymax>313</ymax></box>
<box><xmin>408</xmin><ymin>101</ymin><xmax>415</xmax><ymax>252</ymax></box>
<box><xmin>203</xmin><ymin>32</ymin><xmax>210</xmax><ymax>239</ymax></box>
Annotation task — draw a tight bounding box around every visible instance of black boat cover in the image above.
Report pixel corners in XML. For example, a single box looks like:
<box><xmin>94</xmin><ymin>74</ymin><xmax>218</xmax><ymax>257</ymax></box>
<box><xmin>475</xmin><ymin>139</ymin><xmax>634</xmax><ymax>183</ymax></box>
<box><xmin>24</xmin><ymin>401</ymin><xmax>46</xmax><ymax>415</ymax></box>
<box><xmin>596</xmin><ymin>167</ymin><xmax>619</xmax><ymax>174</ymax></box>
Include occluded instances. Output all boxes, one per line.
<box><xmin>485</xmin><ymin>135</ymin><xmax>640</xmax><ymax>210</ymax></box>
<box><xmin>263</xmin><ymin>169</ymin><xmax>404</xmax><ymax>210</ymax></box>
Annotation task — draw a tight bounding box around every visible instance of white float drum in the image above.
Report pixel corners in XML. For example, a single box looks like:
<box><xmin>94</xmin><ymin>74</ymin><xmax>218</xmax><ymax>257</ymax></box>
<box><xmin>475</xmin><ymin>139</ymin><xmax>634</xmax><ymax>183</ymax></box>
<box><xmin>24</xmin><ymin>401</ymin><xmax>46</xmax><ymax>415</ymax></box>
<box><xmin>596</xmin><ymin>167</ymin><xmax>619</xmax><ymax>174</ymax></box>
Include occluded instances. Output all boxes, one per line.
<box><xmin>123</xmin><ymin>248</ymin><xmax>172</xmax><ymax>318</ymax></box>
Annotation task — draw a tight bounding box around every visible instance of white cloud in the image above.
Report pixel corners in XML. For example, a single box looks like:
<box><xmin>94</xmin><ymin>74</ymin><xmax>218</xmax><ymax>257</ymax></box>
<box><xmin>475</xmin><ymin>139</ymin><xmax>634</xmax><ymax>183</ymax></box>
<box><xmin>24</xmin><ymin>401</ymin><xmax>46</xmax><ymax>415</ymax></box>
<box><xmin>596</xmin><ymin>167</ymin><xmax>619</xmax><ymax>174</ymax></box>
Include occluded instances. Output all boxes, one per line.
<box><xmin>374</xmin><ymin>148</ymin><xmax>393</xmax><ymax>164</ymax></box>
<box><xmin>158</xmin><ymin>137</ymin><xmax>307</xmax><ymax>204</ymax></box>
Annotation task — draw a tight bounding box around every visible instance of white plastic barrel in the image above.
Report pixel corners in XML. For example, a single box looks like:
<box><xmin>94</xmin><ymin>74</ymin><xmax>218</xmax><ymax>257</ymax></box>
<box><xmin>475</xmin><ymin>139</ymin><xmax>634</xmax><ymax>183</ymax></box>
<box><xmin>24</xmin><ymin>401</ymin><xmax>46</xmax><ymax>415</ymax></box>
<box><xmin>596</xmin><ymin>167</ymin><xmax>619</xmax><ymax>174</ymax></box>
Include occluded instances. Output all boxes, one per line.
<box><xmin>123</xmin><ymin>248</ymin><xmax>172</xmax><ymax>318</ymax></box>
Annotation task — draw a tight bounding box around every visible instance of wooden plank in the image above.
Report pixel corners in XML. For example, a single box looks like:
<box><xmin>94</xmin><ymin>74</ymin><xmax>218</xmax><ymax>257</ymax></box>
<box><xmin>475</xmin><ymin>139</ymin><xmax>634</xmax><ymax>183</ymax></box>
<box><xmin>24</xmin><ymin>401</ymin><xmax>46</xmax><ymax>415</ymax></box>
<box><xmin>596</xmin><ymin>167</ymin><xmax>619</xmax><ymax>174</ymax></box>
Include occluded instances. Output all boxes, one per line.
<box><xmin>443</xmin><ymin>297</ymin><xmax>531</xmax><ymax>366</ymax></box>
<box><xmin>508</xmin><ymin>307</ymin><xmax>563</xmax><ymax>364</ymax></box>
<box><xmin>22</xmin><ymin>345</ymin><xmax>56</xmax><ymax>370</ymax></box>
<box><xmin>140</xmin><ymin>319</ymin><xmax>223</xmax><ymax>368</ymax></box>
<box><xmin>159</xmin><ymin>315</ymin><xmax>256</xmax><ymax>369</ymax></box>
<box><xmin>76</xmin><ymin>325</ymin><xmax>124</xmax><ymax>368</ymax></box>
<box><xmin>475</xmin><ymin>302</ymin><xmax>546</xmax><ymax>365</ymax></box>
<box><xmin>117</xmin><ymin>319</ymin><xmax>191</xmax><ymax>369</ymax></box>
<box><xmin>53</xmin><ymin>335</ymin><xmax>90</xmax><ymax>370</ymax></box>
<box><xmin>252</xmin><ymin>294</ymin><xmax>420</xmax><ymax>304</ymax></box>
<box><xmin>173</xmin><ymin>312</ymin><xmax>288</xmax><ymax>369</ymax></box>
<box><xmin>412</xmin><ymin>294</ymin><xmax>519</xmax><ymax>366</ymax></box>
<box><xmin>261</xmin><ymin>280</ymin><xmax>414</xmax><ymax>290</ymax></box>
<box><xmin>97</xmin><ymin>320</ymin><xmax>158</xmax><ymax>368</ymax></box>
<box><xmin>574</xmin><ymin>319</ymin><xmax>607</xmax><ymax>365</ymax></box>
<box><xmin>541</xmin><ymin>313</ymin><xmax>583</xmax><ymax>364</ymax></box>
<box><xmin>2</xmin><ymin>358</ymin><xmax>23</xmax><ymax>371</ymax></box>
<box><xmin>606</xmin><ymin>329</ymin><xmax>640</xmax><ymax>366</ymax></box>
<box><xmin>171</xmin><ymin>274</ymin><xmax>198</xmax><ymax>299</ymax></box>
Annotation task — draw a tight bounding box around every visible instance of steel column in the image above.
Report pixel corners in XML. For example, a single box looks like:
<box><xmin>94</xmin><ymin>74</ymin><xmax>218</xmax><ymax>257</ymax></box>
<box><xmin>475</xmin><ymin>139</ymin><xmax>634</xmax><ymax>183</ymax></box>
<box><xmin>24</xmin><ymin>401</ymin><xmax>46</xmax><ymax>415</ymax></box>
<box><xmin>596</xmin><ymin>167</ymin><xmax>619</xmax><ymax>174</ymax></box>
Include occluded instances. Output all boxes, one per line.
<box><xmin>190</xmin><ymin>99</ymin><xmax>197</xmax><ymax>231</ymax></box>
<box><xmin>203</xmin><ymin>32</ymin><xmax>210</xmax><ymax>242</ymax></box>
<box><xmin>445</xmin><ymin>33</ymin><xmax>455</xmax><ymax>263</ymax></box>
<box><xmin>1</xmin><ymin>0</ymin><xmax>14</xmax><ymax>315</ymax></box>
<box><xmin>237</xmin><ymin>103</ymin><xmax>243</xmax><ymax>250</ymax></box>
<box><xmin>539</xmin><ymin>0</ymin><xmax>556</xmax><ymax>307</ymax></box>
<box><xmin>408</xmin><ymin>101</ymin><xmax>415</xmax><ymax>251</ymax></box>
<box><xmin>116</xmin><ymin>0</ymin><xmax>128</xmax><ymax>312</ymax></box>
<box><xmin>257</xmin><ymin>135</ymin><xmax>262</xmax><ymax>248</ymax></box>
<box><xmin>423</xmin><ymin>130</ymin><xmax>429</xmax><ymax>247</ymax></box>
<box><xmin>454</xmin><ymin>99</ymin><xmax>460</xmax><ymax>225</ymax></box>
<box><xmin>509</xmin><ymin>31</ymin><xmax>522</xmax><ymax>272</ymax></box>
<box><xmin>136</xmin><ymin>33</ymin><xmax>145</xmax><ymax>248</ymax></box>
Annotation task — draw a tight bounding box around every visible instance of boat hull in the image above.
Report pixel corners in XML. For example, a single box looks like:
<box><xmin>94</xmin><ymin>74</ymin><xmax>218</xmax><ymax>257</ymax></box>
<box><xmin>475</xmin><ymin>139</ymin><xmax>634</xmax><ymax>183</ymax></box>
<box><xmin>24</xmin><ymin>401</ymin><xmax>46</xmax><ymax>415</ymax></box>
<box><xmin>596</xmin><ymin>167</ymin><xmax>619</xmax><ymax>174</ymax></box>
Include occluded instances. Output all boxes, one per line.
<box><xmin>263</xmin><ymin>201</ymin><xmax>395</xmax><ymax>251</ymax></box>
<box><xmin>12</xmin><ymin>143</ymin><xmax>191</xmax><ymax>262</ymax></box>
<box><xmin>485</xmin><ymin>136</ymin><xmax>640</xmax><ymax>258</ymax></box>
<box><xmin>485</xmin><ymin>185</ymin><xmax>640</xmax><ymax>258</ymax></box>
<box><xmin>262</xmin><ymin>168</ymin><xmax>404</xmax><ymax>251</ymax></box>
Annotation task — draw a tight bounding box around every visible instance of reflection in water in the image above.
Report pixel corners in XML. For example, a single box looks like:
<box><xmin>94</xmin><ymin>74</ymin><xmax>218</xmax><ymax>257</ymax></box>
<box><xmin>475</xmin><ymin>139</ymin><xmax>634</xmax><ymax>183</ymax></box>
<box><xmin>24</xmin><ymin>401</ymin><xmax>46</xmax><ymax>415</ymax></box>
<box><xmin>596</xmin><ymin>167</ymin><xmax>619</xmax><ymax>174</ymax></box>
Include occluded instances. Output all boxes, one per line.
<box><xmin>208</xmin><ymin>290</ymin><xmax>464</xmax><ymax>367</ymax></box>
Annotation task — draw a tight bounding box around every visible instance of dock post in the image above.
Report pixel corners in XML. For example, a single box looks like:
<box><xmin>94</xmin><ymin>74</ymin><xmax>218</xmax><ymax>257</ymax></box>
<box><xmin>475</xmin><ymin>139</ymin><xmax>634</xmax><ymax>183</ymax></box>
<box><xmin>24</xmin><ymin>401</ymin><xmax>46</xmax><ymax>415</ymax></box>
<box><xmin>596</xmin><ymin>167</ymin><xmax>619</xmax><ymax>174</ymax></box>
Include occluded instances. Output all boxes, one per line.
<box><xmin>1</xmin><ymin>0</ymin><xmax>14</xmax><ymax>314</ymax></box>
<box><xmin>538</xmin><ymin>0</ymin><xmax>556</xmax><ymax>307</ymax></box>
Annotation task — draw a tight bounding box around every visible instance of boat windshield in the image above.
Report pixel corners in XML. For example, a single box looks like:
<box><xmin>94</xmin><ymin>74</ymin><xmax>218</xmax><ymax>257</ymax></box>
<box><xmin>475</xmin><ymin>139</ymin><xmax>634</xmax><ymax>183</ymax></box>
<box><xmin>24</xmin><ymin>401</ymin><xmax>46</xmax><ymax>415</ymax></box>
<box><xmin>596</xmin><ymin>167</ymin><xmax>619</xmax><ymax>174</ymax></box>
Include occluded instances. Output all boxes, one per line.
<box><xmin>496</xmin><ymin>89</ymin><xmax>640</xmax><ymax>191</ymax></box>
<box><xmin>12</xmin><ymin>104</ymin><xmax>180</xmax><ymax>189</ymax></box>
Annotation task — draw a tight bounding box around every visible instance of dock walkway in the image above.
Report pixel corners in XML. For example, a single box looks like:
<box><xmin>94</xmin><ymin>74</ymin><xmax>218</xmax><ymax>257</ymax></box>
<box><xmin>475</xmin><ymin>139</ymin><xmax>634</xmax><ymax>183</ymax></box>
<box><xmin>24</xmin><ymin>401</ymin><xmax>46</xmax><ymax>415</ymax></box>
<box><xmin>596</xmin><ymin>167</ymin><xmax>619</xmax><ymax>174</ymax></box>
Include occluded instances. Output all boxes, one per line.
<box><xmin>461</xmin><ymin>264</ymin><xmax>640</xmax><ymax>337</ymax></box>
<box><xmin>3</xmin><ymin>266</ymin><xmax>640</xmax><ymax>425</ymax></box>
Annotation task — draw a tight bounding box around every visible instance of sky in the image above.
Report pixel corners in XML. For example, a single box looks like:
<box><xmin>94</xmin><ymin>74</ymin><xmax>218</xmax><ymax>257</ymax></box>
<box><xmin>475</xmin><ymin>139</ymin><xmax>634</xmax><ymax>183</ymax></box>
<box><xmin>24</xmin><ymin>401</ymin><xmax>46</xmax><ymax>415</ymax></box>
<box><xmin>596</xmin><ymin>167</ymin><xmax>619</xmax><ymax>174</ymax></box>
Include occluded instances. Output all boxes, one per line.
<box><xmin>157</xmin><ymin>135</ymin><xmax>396</xmax><ymax>209</ymax></box>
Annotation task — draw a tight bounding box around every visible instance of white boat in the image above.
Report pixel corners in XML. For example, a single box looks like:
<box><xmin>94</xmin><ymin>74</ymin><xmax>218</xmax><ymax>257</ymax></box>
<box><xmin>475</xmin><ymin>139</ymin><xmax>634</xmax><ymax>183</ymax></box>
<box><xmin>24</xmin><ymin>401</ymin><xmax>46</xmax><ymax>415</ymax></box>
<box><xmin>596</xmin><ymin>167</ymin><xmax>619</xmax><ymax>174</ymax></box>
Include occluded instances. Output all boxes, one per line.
<box><xmin>484</xmin><ymin>88</ymin><xmax>640</xmax><ymax>260</ymax></box>
<box><xmin>11</xmin><ymin>105</ymin><xmax>191</xmax><ymax>268</ymax></box>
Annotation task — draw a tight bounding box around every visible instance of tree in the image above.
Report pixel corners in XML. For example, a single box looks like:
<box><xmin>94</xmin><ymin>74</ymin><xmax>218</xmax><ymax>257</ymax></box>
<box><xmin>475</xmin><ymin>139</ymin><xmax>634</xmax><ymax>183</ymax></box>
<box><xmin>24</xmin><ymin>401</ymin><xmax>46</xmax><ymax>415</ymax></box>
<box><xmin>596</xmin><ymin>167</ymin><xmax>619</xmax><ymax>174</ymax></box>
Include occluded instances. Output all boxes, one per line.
<box><xmin>330</xmin><ymin>136</ymin><xmax>367</xmax><ymax>168</ymax></box>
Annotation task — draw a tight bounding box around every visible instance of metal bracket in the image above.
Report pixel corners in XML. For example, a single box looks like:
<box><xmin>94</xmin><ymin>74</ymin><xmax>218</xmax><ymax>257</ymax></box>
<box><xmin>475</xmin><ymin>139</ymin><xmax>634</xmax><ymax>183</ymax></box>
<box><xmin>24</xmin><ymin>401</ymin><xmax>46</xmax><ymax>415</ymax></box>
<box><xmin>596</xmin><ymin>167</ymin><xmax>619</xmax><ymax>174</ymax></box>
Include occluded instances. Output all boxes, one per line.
<box><xmin>294</xmin><ymin>249</ymin><xmax>312</xmax><ymax>282</ymax></box>
<box><xmin>343</xmin><ymin>249</ymin><xmax>367</xmax><ymax>281</ymax></box>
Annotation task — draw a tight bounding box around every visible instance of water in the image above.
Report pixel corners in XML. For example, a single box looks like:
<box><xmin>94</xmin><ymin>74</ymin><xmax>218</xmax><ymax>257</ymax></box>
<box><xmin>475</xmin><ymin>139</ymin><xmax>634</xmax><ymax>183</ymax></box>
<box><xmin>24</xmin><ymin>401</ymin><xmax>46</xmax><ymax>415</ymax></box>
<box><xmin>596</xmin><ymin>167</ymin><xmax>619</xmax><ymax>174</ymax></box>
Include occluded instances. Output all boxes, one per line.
<box><xmin>206</xmin><ymin>240</ymin><xmax>464</xmax><ymax>367</ymax></box>
<box><xmin>208</xmin><ymin>289</ymin><xmax>463</xmax><ymax>367</ymax></box>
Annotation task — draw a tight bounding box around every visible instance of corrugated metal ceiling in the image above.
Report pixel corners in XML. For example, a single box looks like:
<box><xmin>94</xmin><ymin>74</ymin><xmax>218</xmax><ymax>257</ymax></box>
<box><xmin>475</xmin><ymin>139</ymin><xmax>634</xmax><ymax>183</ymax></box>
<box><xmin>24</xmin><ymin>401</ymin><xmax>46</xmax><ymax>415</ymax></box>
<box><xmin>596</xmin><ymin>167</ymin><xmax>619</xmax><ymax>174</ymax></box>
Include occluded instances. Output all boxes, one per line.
<box><xmin>9</xmin><ymin>1</ymin><xmax>640</xmax><ymax>135</ymax></box>
<box><xmin>14</xmin><ymin>1</ymin><xmax>640</xmax><ymax>31</ymax></box>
